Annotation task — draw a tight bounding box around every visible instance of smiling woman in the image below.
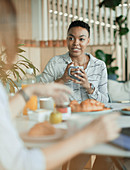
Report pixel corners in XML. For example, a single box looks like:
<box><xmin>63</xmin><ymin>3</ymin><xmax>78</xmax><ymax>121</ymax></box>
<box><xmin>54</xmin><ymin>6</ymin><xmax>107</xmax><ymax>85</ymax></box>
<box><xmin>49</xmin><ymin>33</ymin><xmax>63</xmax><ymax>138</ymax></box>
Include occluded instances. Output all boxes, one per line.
<box><xmin>41</xmin><ymin>20</ymin><xmax>109</xmax><ymax>104</ymax></box>
<box><xmin>67</xmin><ymin>26</ymin><xmax>90</xmax><ymax>63</ymax></box>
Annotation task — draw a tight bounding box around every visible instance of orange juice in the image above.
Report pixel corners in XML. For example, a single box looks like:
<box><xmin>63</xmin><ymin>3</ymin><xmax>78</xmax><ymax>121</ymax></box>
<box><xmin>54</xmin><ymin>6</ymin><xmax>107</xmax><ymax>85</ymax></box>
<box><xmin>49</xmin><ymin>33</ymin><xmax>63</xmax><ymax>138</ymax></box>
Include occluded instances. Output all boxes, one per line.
<box><xmin>22</xmin><ymin>84</ymin><xmax>37</xmax><ymax>115</ymax></box>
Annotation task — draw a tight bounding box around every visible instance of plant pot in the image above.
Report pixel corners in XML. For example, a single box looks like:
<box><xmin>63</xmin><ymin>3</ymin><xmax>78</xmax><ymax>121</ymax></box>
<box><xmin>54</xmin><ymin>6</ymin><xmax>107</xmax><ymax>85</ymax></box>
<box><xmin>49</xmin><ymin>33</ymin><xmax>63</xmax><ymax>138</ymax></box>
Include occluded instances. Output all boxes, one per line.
<box><xmin>108</xmin><ymin>74</ymin><xmax>118</xmax><ymax>80</ymax></box>
<box><xmin>63</xmin><ymin>39</ymin><xmax>67</xmax><ymax>47</ymax></box>
<box><xmin>40</xmin><ymin>41</ymin><xmax>46</xmax><ymax>47</ymax></box>
<box><xmin>24</xmin><ymin>40</ymin><xmax>31</xmax><ymax>47</ymax></box>
<box><xmin>48</xmin><ymin>40</ymin><xmax>53</xmax><ymax>47</ymax></box>
<box><xmin>31</xmin><ymin>40</ymin><xmax>38</xmax><ymax>47</ymax></box>
<box><xmin>54</xmin><ymin>40</ymin><xmax>60</xmax><ymax>47</ymax></box>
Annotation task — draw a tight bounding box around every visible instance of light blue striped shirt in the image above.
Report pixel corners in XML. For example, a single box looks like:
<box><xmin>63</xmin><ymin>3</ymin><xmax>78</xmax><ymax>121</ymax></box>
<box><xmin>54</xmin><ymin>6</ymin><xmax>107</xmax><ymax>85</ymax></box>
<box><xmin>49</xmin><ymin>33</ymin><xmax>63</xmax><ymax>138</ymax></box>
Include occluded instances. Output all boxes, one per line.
<box><xmin>41</xmin><ymin>52</ymin><xmax>109</xmax><ymax>103</ymax></box>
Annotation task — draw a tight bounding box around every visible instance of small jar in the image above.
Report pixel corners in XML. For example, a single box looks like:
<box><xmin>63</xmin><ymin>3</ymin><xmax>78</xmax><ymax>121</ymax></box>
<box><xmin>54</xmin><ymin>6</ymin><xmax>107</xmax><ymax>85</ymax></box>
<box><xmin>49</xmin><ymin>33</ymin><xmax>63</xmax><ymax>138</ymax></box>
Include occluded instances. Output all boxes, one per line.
<box><xmin>56</xmin><ymin>102</ymin><xmax>71</xmax><ymax>121</ymax></box>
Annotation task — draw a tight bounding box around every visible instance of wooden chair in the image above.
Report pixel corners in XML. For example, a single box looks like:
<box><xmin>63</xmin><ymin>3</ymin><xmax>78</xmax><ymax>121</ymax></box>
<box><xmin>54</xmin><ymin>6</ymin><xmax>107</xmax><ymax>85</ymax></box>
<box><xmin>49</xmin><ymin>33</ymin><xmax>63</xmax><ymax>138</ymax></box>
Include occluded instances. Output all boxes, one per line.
<box><xmin>62</xmin><ymin>155</ymin><xmax>96</xmax><ymax>170</ymax></box>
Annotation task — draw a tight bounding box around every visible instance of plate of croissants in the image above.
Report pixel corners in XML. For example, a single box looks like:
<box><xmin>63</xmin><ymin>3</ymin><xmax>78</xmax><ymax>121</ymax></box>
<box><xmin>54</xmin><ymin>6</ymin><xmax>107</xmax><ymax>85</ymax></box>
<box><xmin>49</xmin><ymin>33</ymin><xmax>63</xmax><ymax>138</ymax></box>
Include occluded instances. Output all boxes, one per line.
<box><xmin>20</xmin><ymin>121</ymin><xmax>67</xmax><ymax>142</ymax></box>
<box><xmin>70</xmin><ymin>99</ymin><xmax>112</xmax><ymax>114</ymax></box>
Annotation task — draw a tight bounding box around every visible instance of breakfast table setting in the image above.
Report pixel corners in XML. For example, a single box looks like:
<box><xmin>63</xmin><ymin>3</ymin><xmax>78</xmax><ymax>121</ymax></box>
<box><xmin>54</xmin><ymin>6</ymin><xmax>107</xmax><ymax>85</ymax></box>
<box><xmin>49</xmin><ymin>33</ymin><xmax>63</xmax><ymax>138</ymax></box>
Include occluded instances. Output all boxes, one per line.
<box><xmin>13</xmin><ymin>99</ymin><xmax>130</xmax><ymax>157</ymax></box>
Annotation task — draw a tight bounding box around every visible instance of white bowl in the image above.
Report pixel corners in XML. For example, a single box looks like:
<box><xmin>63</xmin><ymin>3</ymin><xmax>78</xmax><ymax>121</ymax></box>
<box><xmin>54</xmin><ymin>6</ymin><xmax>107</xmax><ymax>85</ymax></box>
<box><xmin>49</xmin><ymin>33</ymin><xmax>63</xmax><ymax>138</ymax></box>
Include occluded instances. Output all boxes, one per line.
<box><xmin>28</xmin><ymin>109</ymin><xmax>52</xmax><ymax>122</ymax></box>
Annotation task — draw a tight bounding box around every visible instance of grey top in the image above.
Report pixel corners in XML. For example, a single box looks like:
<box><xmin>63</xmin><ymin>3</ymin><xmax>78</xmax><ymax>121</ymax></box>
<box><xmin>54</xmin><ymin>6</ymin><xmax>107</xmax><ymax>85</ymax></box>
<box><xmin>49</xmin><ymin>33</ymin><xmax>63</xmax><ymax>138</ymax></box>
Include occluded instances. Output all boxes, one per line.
<box><xmin>41</xmin><ymin>52</ymin><xmax>109</xmax><ymax>103</ymax></box>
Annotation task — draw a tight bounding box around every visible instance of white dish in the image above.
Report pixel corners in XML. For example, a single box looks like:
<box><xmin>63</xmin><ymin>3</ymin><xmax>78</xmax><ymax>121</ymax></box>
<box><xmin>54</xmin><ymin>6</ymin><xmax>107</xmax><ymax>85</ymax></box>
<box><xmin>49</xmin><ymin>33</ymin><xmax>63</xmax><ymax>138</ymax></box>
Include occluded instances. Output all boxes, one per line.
<box><xmin>67</xmin><ymin>114</ymin><xmax>95</xmax><ymax>132</ymax></box>
<box><xmin>121</xmin><ymin>110</ymin><xmax>130</xmax><ymax>115</ymax></box>
<box><xmin>74</xmin><ymin>109</ymin><xmax>113</xmax><ymax>115</ymax></box>
<box><xmin>20</xmin><ymin>128</ymin><xmax>67</xmax><ymax>142</ymax></box>
<box><xmin>28</xmin><ymin>109</ymin><xmax>52</xmax><ymax>122</ymax></box>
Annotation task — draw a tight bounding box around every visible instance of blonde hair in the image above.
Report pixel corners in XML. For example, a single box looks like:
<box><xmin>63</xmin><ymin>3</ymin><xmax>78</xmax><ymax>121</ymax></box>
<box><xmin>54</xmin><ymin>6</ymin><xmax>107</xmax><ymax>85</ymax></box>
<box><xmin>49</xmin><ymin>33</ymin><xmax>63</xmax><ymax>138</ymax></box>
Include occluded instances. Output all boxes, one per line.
<box><xmin>0</xmin><ymin>0</ymin><xmax>17</xmax><ymax>64</ymax></box>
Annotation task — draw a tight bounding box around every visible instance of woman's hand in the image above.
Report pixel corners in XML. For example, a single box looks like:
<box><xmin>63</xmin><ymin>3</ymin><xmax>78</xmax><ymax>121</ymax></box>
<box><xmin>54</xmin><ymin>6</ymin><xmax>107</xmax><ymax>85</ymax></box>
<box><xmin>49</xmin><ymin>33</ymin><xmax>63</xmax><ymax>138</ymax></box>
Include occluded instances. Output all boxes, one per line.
<box><xmin>83</xmin><ymin>112</ymin><xmax>121</xmax><ymax>146</ymax></box>
<box><xmin>60</xmin><ymin>62</ymin><xmax>76</xmax><ymax>83</ymax></box>
<box><xmin>31</xmin><ymin>83</ymin><xmax>72</xmax><ymax>106</ymax></box>
<box><xmin>55</xmin><ymin>62</ymin><xmax>76</xmax><ymax>84</ymax></box>
<box><xmin>9</xmin><ymin>82</ymin><xmax>72</xmax><ymax>118</ymax></box>
<box><xmin>71</xmin><ymin>68</ymin><xmax>93</xmax><ymax>93</ymax></box>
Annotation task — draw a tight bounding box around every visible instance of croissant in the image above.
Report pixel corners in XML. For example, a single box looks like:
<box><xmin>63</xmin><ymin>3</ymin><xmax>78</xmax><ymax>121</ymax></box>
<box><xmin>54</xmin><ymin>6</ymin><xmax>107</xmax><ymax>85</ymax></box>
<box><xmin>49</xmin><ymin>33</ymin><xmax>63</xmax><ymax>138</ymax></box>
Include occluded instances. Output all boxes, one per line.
<box><xmin>70</xmin><ymin>100</ymin><xmax>81</xmax><ymax>112</ymax></box>
<box><xmin>28</xmin><ymin>121</ymin><xmax>56</xmax><ymax>137</ymax></box>
<box><xmin>70</xmin><ymin>99</ymin><xmax>108</xmax><ymax>112</ymax></box>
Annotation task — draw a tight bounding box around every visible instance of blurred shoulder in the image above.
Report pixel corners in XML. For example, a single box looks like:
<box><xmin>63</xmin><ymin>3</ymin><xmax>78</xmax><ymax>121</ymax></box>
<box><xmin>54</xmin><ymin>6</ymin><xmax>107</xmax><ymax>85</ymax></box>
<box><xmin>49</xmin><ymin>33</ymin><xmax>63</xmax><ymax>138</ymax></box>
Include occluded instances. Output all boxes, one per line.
<box><xmin>49</xmin><ymin>52</ymin><xmax>69</xmax><ymax>64</ymax></box>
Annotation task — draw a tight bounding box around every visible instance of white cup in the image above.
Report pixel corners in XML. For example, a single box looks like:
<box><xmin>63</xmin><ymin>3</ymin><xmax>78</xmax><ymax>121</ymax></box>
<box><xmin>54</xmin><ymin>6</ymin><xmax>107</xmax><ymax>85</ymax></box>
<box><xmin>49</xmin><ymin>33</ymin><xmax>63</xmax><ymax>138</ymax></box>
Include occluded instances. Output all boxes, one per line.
<box><xmin>39</xmin><ymin>97</ymin><xmax>54</xmax><ymax>110</ymax></box>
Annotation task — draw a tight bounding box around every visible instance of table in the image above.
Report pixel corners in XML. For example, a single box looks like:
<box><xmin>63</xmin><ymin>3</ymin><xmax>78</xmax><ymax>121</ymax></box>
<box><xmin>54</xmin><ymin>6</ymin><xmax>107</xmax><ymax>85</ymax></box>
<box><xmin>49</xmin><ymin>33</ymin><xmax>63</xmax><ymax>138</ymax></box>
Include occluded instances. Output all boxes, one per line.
<box><xmin>13</xmin><ymin>102</ymin><xmax>130</xmax><ymax>158</ymax></box>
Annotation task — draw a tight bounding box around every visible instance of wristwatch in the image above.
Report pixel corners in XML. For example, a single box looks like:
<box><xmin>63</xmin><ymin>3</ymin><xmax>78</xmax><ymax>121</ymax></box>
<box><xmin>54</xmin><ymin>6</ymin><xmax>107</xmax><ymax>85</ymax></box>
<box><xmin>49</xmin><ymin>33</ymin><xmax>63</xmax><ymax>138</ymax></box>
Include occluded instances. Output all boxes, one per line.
<box><xmin>90</xmin><ymin>83</ymin><xmax>95</xmax><ymax>91</ymax></box>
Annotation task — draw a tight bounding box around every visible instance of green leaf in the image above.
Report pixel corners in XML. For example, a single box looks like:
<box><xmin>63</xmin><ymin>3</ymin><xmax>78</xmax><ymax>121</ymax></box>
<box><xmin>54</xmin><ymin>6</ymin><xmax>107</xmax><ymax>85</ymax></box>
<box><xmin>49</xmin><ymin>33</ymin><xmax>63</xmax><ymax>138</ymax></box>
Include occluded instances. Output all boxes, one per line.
<box><xmin>119</xmin><ymin>27</ymin><xmax>129</xmax><ymax>36</ymax></box>
<box><xmin>18</xmin><ymin>44</ymin><xmax>25</xmax><ymax>47</ymax></box>
<box><xmin>95</xmin><ymin>50</ymin><xmax>106</xmax><ymax>62</ymax></box>
<box><xmin>18</xmin><ymin>55</ymin><xmax>30</xmax><ymax>62</ymax></box>
<box><xmin>17</xmin><ymin>62</ymin><xmax>29</xmax><ymax>68</ymax></box>
<box><xmin>108</xmin><ymin>66</ymin><xmax>119</xmax><ymax>74</ymax></box>
<box><xmin>99</xmin><ymin>1</ymin><xmax>104</xmax><ymax>8</ymax></box>
<box><xmin>116</xmin><ymin>15</ymin><xmax>123</xmax><ymax>26</ymax></box>
<box><xmin>116</xmin><ymin>15</ymin><xmax>127</xmax><ymax>27</ymax></box>
<box><xmin>105</xmin><ymin>54</ymin><xmax>114</xmax><ymax>65</ymax></box>
<box><xmin>99</xmin><ymin>0</ymin><xmax>122</xmax><ymax>9</ymax></box>
<box><xmin>7</xmin><ymin>78</ymin><xmax>18</xmax><ymax>92</ymax></box>
<box><xmin>15</xmin><ymin>65</ymin><xmax>26</xmax><ymax>75</ymax></box>
<box><xmin>17</xmin><ymin>48</ymin><xmax>26</xmax><ymax>53</ymax></box>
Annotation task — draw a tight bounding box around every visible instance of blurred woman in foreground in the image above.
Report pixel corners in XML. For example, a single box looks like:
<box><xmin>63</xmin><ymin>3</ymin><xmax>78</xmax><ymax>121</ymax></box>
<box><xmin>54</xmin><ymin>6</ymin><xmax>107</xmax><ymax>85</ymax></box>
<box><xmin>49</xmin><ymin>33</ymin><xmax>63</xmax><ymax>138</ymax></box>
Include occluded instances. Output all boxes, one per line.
<box><xmin>0</xmin><ymin>0</ymin><xmax>120</xmax><ymax>170</ymax></box>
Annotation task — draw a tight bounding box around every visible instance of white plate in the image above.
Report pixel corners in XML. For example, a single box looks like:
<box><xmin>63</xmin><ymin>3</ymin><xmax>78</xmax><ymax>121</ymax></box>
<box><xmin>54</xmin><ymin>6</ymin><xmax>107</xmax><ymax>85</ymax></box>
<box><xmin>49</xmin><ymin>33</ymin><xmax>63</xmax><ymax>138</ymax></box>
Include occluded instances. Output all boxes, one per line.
<box><xmin>67</xmin><ymin>114</ymin><xmax>95</xmax><ymax>131</ymax></box>
<box><xmin>75</xmin><ymin>109</ymin><xmax>113</xmax><ymax>115</ymax></box>
<box><xmin>121</xmin><ymin>110</ymin><xmax>130</xmax><ymax>115</ymax></box>
<box><xmin>20</xmin><ymin>128</ymin><xmax>67</xmax><ymax>142</ymax></box>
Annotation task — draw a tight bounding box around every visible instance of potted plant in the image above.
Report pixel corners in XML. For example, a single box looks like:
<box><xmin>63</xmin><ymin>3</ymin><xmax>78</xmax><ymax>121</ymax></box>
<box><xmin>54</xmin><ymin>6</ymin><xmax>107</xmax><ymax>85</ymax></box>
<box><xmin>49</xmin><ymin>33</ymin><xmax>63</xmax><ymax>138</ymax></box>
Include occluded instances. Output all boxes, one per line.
<box><xmin>95</xmin><ymin>49</ymin><xmax>119</xmax><ymax>80</ymax></box>
<box><xmin>0</xmin><ymin>44</ymin><xmax>39</xmax><ymax>93</ymax></box>
<box><xmin>99</xmin><ymin>0</ymin><xmax>129</xmax><ymax>36</ymax></box>
<box><xmin>97</xmin><ymin>0</ymin><xmax>129</xmax><ymax>80</ymax></box>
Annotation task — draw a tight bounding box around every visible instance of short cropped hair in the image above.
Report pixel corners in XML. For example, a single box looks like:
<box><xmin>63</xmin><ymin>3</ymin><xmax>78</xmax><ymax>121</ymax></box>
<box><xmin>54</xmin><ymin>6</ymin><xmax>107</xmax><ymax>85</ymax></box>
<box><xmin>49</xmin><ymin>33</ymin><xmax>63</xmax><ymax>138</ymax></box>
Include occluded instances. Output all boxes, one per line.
<box><xmin>67</xmin><ymin>20</ymin><xmax>90</xmax><ymax>37</ymax></box>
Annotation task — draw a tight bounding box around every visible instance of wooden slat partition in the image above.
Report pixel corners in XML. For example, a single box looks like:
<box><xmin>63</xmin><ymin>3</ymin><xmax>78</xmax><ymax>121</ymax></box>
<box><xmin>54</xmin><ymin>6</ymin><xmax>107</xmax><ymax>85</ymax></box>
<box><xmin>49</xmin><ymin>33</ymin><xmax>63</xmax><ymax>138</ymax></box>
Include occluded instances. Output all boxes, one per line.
<box><xmin>93</xmin><ymin>0</ymin><xmax>97</xmax><ymax>45</ymax></box>
<box><xmin>67</xmin><ymin>0</ymin><xmax>70</xmax><ymax>26</ymax></box>
<box><xmin>127</xmin><ymin>0</ymin><xmax>130</xmax><ymax>79</ymax></box>
<box><xmin>57</xmin><ymin>0</ymin><xmax>60</xmax><ymax>40</ymax></box>
<box><xmin>104</xmin><ymin>7</ymin><xmax>108</xmax><ymax>45</ymax></box>
<box><xmin>72</xmin><ymin>0</ymin><xmax>75</xmax><ymax>21</ymax></box>
<box><xmin>82</xmin><ymin>0</ymin><xmax>86</xmax><ymax>21</ymax></box>
<box><xmin>77</xmin><ymin>0</ymin><xmax>80</xmax><ymax>19</ymax></box>
<box><xmin>41</xmin><ymin>0</ymin><xmax>44</xmax><ymax>40</ymax></box>
<box><xmin>47</xmin><ymin>0</ymin><xmax>51</xmax><ymax>40</ymax></box>
<box><xmin>99</xmin><ymin>0</ymin><xmax>102</xmax><ymax>44</ymax></box>
<box><xmin>110</xmin><ymin>9</ymin><xmax>113</xmax><ymax>44</ymax></box>
<box><xmin>88</xmin><ymin>0</ymin><xmax>91</xmax><ymax>27</ymax></box>
<box><xmin>41</xmin><ymin>0</ymin><xmax>47</xmax><ymax>40</ymax></box>
<box><xmin>62</xmin><ymin>0</ymin><xmax>65</xmax><ymax>40</ymax></box>
<box><xmin>121</xmin><ymin>0</ymin><xmax>126</xmax><ymax>81</ymax></box>
<box><xmin>115</xmin><ymin>7</ymin><xmax>122</xmax><ymax>80</ymax></box>
<box><xmin>52</xmin><ymin>0</ymin><xmax>55</xmax><ymax>40</ymax></box>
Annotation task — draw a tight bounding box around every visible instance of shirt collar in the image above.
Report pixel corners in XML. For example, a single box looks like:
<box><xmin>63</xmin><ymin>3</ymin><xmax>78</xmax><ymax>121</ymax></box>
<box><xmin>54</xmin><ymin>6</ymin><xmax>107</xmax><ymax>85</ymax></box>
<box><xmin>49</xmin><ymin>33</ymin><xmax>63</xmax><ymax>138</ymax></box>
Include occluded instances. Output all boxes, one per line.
<box><xmin>62</xmin><ymin>51</ymin><xmax>96</xmax><ymax>66</ymax></box>
<box><xmin>62</xmin><ymin>52</ymin><xmax>72</xmax><ymax>64</ymax></box>
<box><xmin>85</xmin><ymin>52</ymin><xmax>96</xmax><ymax>67</ymax></box>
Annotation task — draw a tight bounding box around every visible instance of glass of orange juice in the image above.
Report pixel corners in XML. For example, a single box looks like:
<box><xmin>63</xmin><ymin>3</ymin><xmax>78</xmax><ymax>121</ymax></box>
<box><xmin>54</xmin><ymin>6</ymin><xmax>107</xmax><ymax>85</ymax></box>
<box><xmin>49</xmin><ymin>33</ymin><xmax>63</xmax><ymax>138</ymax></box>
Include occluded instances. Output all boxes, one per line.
<box><xmin>22</xmin><ymin>84</ymin><xmax>37</xmax><ymax>115</ymax></box>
